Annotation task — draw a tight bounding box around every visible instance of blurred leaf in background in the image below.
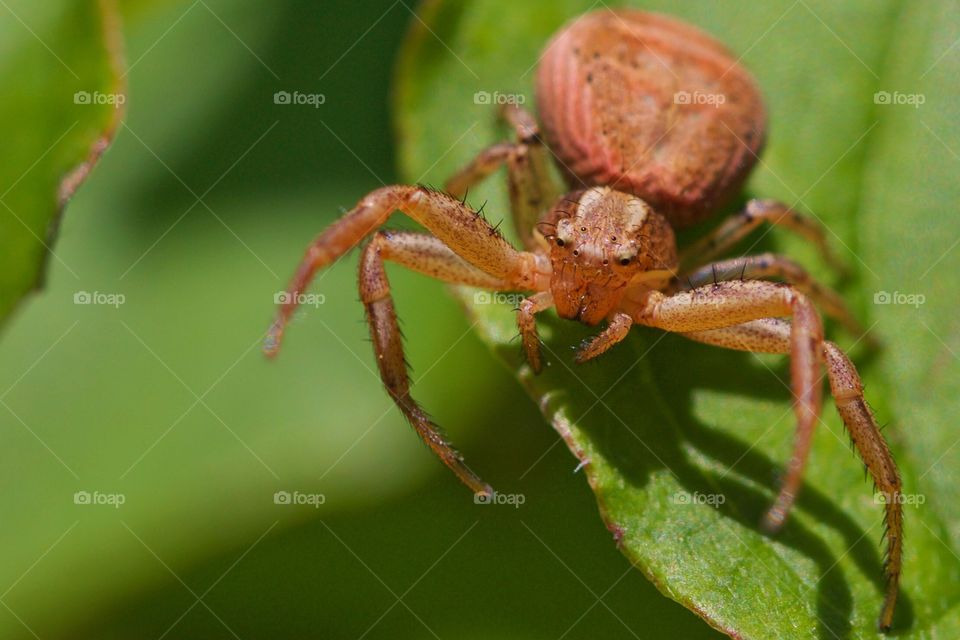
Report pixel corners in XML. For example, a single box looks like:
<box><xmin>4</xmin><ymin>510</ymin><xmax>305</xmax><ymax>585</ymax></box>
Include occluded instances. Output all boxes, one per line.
<box><xmin>0</xmin><ymin>0</ymin><xmax>123</xmax><ymax>325</ymax></box>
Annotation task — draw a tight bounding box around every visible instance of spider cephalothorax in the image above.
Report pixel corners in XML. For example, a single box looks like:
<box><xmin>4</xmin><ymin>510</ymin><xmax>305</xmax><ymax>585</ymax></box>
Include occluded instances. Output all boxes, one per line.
<box><xmin>543</xmin><ymin>187</ymin><xmax>676</xmax><ymax>324</ymax></box>
<box><xmin>267</xmin><ymin>8</ymin><xmax>902</xmax><ymax>631</ymax></box>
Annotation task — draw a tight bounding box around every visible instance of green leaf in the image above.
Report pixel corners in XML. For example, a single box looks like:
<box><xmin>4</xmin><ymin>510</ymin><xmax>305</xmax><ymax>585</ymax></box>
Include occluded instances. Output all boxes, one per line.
<box><xmin>395</xmin><ymin>1</ymin><xmax>960</xmax><ymax>637</ymax></box>
<box><xmin>0</xmin><ymin>0</ymin><xmax>125</xmax><ymax>326</ymax></box>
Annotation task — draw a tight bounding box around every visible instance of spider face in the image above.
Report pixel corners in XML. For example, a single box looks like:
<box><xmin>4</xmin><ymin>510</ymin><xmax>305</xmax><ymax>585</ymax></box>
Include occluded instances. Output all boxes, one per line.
<box><xmin>545</xmin><ymin>186</ymin><xmax>677</xmax><ymax>324</ymax></box>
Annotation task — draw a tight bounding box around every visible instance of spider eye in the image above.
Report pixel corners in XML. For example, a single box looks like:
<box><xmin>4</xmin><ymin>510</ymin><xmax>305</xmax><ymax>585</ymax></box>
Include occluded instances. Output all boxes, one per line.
<box><xmin>556</xmin><ymin>238</ymin><xmax>566</xmax><ymax>247</ymax></box>
<box><xmin>619</xmin><ymin>257</ymin><xmax>631</xmax><ymax>266</ymax></box>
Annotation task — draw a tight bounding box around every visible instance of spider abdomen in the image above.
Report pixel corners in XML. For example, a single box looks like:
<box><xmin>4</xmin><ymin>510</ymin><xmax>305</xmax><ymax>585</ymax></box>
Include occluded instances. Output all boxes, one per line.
<box><xmin>536</xmin><ymin>10</ymin><xmax>767</xmax><ymax>228</ymax></box>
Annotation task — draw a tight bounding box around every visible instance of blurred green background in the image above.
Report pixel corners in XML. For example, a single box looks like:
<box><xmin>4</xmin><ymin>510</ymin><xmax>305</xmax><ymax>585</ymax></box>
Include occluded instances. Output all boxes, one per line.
<box><xmin>0</xmin><ymin>1</ymin><xmax>721</xmax><ymax>638</ymax></box>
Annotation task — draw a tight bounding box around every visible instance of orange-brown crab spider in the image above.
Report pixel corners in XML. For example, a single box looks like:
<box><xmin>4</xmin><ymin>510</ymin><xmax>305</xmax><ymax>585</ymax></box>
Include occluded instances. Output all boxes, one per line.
<box><xmin>266</xmin><ymin>9</ymin><xmax>902</xmax><ymax>630</ymax></box>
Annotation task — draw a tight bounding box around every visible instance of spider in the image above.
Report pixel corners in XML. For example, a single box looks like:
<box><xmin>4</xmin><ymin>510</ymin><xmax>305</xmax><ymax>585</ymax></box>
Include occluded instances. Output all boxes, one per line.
<box><xmin>266</xmin><ymin>9</ymin><xmax>902</xmax><ymax>630</ymax></box>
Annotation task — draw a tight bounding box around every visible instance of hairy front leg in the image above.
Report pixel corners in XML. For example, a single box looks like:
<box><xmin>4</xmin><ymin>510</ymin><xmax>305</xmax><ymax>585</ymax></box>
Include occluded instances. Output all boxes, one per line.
<box><xmin>445</xmin><ymin>104</ymin><xmax>559</xmax><ymax>251</ymax></box>
<box><xmin>266</xmin><ymin>185</ymin><xmax>547</xmax><ymax>355</ymax></box>
<box><xmin>679</xmin><ymin>199</ymin><xmax>847</xmax><ymax>276</ymax></box>
<box><xmin>358</xmin><ymin>231</ymin><xmax>494</xmax><ymax>497</ymax></box>
<box><xmin>675</xmin><ymin>252</ymin><xmax>871</xmax><ymax>342</ymax></box>
<box><xmin>631</xmin><ymin>280</ymin><xmax>825</xmax><ymax>532</ymax></box>
<box><xmin>682</xmin><ymin>318</ymin><xmax>901</xmax><ymax>631</ymax></box>
<box><xmin>368</xmin><ymin>230</ymin><xmax>514</xmax><ymax>289</ymax></box>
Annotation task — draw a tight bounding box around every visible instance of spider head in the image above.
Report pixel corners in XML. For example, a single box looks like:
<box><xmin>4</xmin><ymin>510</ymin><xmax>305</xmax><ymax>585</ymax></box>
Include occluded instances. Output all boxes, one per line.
<box><xmin>542</xmin><ymin>187</ymin><xmax>677</xmax><ymax>325</ymax></box>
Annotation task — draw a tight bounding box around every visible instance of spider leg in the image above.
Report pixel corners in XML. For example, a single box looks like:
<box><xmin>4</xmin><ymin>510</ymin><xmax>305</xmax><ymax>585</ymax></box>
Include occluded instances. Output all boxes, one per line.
<box><xmin>675</xmin><ymin>252</ymin><xmax>874</xmax><ymax>344</ymax></box>
<box><xmin>630</xmin><ymin>280</ymin><xmax>824</xmax><ymax>532</ymax></box>
<box><xmin>517</xmin><ymin>291</ymin><xmax>553</xmax><ymax>373</ymax></box>
<box><xmin>366</xmin><ymin>230</ymin><xmax>513</xmax><ymax>289</ymax></box>
<box><xmin>444</xmin><ymin>142</ymin><xmax>515</xmax><ymax>199</ymax></box>
<box><xmin>679</xmin><ymin>199</ymin><xmax>848</xmax><ymax>277</ymax></box>
<box><xmin>681</xmin><ymin>318</ymin><xmax>901</xmax><ymax>632</ymax></box>
<box><xmin>266</xmin><ymin>185</ymin><xmax>547</xmax><ymax>355</ymax></box>
<box><xmin>445</xmin><ymin>104</ymin><xmax>559</xmax><ymax>251</ymax></box>
<box><xmin>356</xmin><ymin>230</ymin><xmax>513</xmax><ymax>497</ymax></box>
<box><xmin>575</xmin><ymin>312</ymin><xmax>633</xmax><ymax>363</ymax></box>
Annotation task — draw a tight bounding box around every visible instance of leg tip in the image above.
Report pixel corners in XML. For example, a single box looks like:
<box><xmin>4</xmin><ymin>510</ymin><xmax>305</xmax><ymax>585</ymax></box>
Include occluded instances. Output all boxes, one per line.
<box><xmin>878</xmin><ymin>613</ymin><xmax>895</xmax><ymax>634</ymax></box>
<box><xmin>878</xmin><ymin>593</ymin><xmax>898</xmax><ymax>633</ymax></box>
<box><xmin>761</xmin><ymin>506</ymin><xmax>787</xmax><ymax>534</ymax></box>
<box><xmin>525</xmin><ymin>348</ymin><xmax>543</xmax><ymax>374</ymax></box>
<box><xmin>573</xmin><ymin>348</ymin><xmax>599</xmax><ymax>365</ymax></box>
<box><xmin>263</xmin><ymin>326</ymin><xmax>283</xmax><ymax>359</ymax></box>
